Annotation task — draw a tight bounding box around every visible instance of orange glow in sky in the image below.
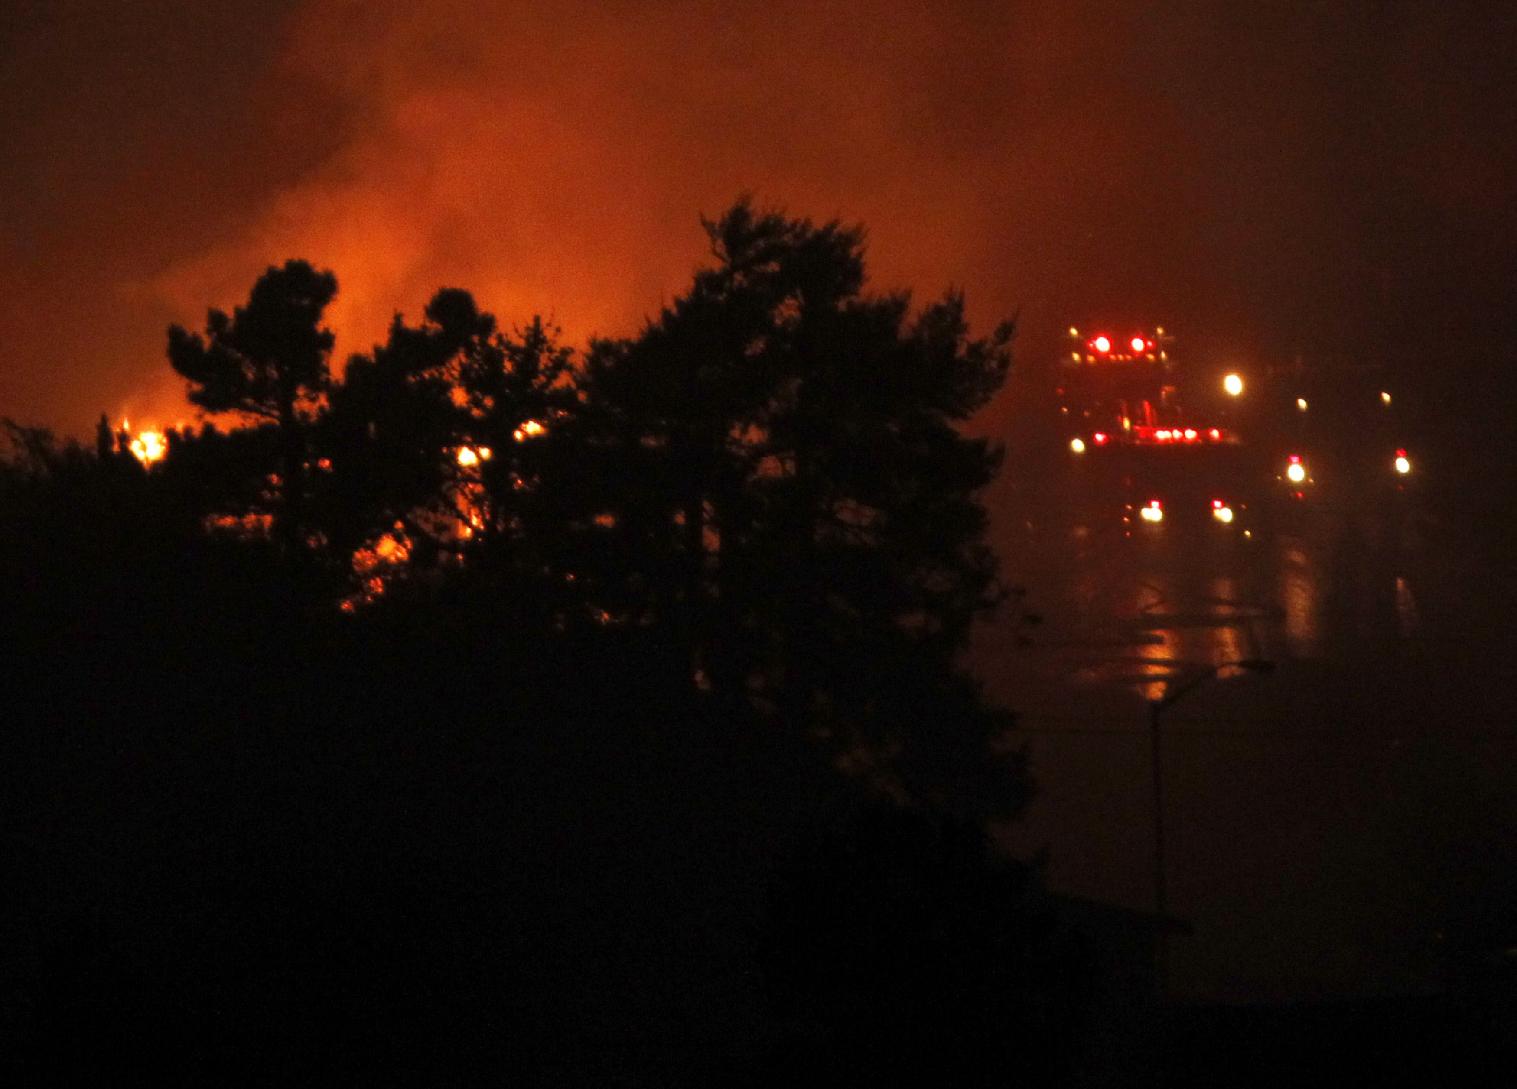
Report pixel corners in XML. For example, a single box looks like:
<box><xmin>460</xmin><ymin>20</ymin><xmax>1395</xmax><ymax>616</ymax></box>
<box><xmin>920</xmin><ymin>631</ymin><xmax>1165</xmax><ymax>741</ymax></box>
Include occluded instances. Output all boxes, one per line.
<box><xmin>0</xmin><ymin>1</ymin><xmax>1509</xmax><ymax>474</ymax></box>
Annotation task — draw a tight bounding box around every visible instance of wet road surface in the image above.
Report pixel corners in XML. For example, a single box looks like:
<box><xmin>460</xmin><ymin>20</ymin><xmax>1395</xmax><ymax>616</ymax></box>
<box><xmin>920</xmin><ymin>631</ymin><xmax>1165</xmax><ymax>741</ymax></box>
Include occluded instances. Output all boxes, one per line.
<box><xmin>973</xmin><ymin>478</ymin><xmax>1517</xmax><ymax>1000</ymax></box>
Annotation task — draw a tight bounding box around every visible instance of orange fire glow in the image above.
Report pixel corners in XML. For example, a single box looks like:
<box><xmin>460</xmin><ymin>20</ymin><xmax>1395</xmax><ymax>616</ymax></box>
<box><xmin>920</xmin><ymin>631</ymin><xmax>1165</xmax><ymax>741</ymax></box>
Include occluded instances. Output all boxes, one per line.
<box><xmin>125</xmin><ymin>424</ymin><xmax>167</xmax><ymax>466</ymax></box>
<box><xmin>456</xmin><ymin>445</ymin><xmax>493</xmax><ymax>467</ymax></box>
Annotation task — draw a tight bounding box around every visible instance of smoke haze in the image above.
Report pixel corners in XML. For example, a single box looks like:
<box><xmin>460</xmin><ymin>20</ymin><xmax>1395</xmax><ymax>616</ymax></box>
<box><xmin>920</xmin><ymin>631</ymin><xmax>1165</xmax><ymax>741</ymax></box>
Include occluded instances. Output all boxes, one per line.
<box><xmin>2</xmin><ymin>1</ymin><xmax>1513</xmax><ymax>443</ymax></box>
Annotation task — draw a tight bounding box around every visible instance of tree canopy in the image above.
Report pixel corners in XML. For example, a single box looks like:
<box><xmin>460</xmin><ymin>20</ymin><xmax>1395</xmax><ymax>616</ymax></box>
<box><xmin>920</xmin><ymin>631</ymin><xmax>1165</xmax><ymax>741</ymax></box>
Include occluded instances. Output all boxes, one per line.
<box><xmin>0</xmin><ymin>199</ymin><xmax>1059</xmax><ymax>1083</ymax></box>
<box><xmin>167</xmin><ymin>259</ymin><xmax>338</xmax><ymax>547</ymax></box>
<box><xmin>167</xmin><ymin>259</ymin><xmax>338</xmax><ymax>425</ymax></box>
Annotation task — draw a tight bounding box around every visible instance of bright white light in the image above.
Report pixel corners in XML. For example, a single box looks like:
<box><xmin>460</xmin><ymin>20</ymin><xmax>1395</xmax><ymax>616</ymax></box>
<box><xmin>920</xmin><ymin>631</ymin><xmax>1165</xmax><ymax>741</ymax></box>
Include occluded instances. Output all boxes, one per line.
<box><xmin>1212</xmin><ymin>505</ymin><xmax>1235</xmax><ymax>524</ymax></box>
<box><xmin>1380</xmin><ymin>391</ymin><xmax>1392</xmax><ymax>405</ymax></box>
<box><xmin>1139</xmin><ymin>501</ymin><xmax>1164</xmax><ymax>524</ymax></box>
<box><xmin>1394</xmin><ymin>454</ymin><xmax>1411</xmax><ymax>475</ymax></box>
<box><xmin>1223</xmin><ymin>373</ymin><xmax>1244</xmax><ymax>397</ymax></box>
<box><xmin>1296</xmin><ymin>398</ymin><xmax>1308</xmax><ymax>411</ymax></box>
<box><xmin>1285</xmin><ymin>461</ymin><xmax>1307</xmax><ymax>484</ymax></box>
<box><xmin>1069</xmin><ymin>437</ymin><xmax>1086</xmax><ymax>454</ymax></box>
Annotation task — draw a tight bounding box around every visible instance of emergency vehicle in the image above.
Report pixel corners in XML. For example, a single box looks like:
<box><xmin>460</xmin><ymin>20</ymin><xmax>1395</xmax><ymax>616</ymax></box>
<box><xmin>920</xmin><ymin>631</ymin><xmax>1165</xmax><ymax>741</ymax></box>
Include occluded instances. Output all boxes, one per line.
<box><xmin>1057</xmin><ymin>327</ymin><xmax>1259</xmax><ymax>535</ymax></box>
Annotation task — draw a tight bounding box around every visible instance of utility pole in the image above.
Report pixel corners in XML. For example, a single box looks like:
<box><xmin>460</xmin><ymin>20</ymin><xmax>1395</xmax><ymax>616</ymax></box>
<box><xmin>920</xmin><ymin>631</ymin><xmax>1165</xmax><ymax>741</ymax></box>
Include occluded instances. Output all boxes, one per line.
<box><xmin>1149</xmin><ymin>697</ymin><xmax>1169</xmax><ymax>996</ymax></box>
<box><xmin>1147</xmin><ymin>658</ymin><xmax>1275</xmax><ymax>1001</ymax></box>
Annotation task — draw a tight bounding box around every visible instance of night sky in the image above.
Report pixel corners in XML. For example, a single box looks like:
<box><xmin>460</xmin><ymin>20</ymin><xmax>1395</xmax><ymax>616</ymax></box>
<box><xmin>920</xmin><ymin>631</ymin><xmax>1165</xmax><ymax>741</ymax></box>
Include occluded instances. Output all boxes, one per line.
<box><xmin>4</xmin><ymin>1</ymin><xmax>1513</xmax><ymax>446</ymax></box>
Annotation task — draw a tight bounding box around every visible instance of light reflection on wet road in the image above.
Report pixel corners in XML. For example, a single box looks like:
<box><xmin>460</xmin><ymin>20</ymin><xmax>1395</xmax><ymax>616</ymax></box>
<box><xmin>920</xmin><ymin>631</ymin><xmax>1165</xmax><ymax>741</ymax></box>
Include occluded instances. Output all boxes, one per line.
<box><xmin>973</xmin><ymin>492</ymin><xmax>1516</xmax><ymax>1001</ymax></box>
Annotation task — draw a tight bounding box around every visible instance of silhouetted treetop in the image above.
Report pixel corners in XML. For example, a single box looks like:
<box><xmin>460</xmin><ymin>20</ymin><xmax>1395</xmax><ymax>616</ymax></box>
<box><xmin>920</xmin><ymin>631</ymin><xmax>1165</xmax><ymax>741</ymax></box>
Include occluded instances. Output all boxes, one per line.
<box><xmin>168</xmin><ymin>260</ymin><xmax>338</xmax><ymax>424</ymax></box>
<box><xmin>166</xmin><ymin>260</ymin><xmax>338</xmax><ymax>551</ymax></box>
<box><xmin>583</xmin><ymin>198</ymin><xmax>1019</xmax><ymax>814</ymax></box>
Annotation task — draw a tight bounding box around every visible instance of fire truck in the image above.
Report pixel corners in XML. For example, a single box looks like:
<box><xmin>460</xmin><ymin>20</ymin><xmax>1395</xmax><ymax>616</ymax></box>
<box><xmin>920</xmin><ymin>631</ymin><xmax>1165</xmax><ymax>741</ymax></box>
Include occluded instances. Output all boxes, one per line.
<box><xmin>1056</xmin><ymin>326</ymin><xmax>1262</xmax><ymax>535</ymax></box>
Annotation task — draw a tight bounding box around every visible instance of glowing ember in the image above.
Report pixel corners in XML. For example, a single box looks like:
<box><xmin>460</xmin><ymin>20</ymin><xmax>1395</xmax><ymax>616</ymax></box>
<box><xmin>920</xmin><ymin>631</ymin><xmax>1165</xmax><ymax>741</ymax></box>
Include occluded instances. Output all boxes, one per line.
<box><xmin>512</xmin><ymin>420</ymin><xmax>546</xmax><ymax>442</ymax></box>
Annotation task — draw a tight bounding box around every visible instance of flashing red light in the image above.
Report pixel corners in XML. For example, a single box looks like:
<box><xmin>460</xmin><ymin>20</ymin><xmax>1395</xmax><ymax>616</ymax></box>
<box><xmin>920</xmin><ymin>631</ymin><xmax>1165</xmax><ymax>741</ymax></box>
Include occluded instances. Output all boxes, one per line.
<box><xmin>1130</xmin><ymin>336</ymin><xmax>1146</xmax><ymax>352</ymax></box>
<box><xmin>1091</xmin><ymin>335</ymin><xmax>1112</xmax><ymax>353</ymax></box>
<box><xmin>1395</xmin><ymin>447</ymin><xmax>1407</xmax><ymax>458</ymax></box>
<box><xmin>1212</xmin><ymin>499</ymin><xmax>1223</xmax><ymax>509</ymax></box>
<box><xmin>1288</xmin><ymin>454</ymin><xmax>1302</xmax><ymax>464</ymax></box>
<box><xmin>1092</xmin><ymin>431</ymin><xmax>1109</xmax><ymax>445</ymax></box>
<box><xmin>1155</xmin><ymin>429</ymin><xmax>1171</xmax><ymax>440</ymax></box>
<box><xmin>1183</xmin><ymin>428</ymin><xmax>1198</xmax><ymax>441</ymax></box>
<box><xmin>1209</xmin><ymin>428</ymin><xmax>1221</xmax><ymax>440</ymax></box>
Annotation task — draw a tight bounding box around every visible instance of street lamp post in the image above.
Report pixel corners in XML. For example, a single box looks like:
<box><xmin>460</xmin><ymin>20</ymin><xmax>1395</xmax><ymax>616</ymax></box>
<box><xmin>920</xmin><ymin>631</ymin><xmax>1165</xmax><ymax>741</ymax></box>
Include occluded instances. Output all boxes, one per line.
<box><xmin>1148</xmin><ymin>658</ymin><xmax>1274</xmax><ymax>997</ymax></box>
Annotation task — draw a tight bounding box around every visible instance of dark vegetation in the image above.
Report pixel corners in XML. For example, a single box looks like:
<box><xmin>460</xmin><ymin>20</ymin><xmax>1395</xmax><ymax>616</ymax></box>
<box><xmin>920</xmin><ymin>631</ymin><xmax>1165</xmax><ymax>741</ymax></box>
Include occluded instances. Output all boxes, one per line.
<box><xmin>1</xmin><ymin>203</ymin><xmax>1118</xmax><ymax>1085</ymax></box>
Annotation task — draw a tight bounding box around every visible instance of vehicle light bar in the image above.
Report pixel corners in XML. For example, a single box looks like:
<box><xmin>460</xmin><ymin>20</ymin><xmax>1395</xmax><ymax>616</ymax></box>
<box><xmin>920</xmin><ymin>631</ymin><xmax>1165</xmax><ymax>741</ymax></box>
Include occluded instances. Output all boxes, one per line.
<box><xmin>1130</xmin><ymin>425</ymin><xmax>1230</xmax><ymax>444</ymax></box>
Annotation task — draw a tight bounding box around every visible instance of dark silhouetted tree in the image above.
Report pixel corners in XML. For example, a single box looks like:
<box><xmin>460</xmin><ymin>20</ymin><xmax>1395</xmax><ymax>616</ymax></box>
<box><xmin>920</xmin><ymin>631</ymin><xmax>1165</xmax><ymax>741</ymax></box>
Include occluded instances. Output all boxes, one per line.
<box><xmin>318</xmin><ymin>291</ymin><xmax>585</xmax><ymax>615</ymax></box>
<box><xmin>94</xmin><ymin>413</ymin><xmax>113</xmax><ymax>461</ymax></box>
<box><xmin>167</xmin><ymin>260</ymin><xmax>338</xmax><ymax>549</ymax></box>
<box><xmin>317</xmin><ymin>288</ymin><xmax>487</xmax><ymax>565</ymax></box>
<box><xmin>587</xmin><ymin>199</ymin><xmax>1020</xmax><ymax>816</ymax></box>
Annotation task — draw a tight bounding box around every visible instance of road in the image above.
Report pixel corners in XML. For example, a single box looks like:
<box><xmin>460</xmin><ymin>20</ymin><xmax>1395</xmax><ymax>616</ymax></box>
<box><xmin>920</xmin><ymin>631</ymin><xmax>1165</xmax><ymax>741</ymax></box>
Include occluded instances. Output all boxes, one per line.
<box><xmin>973</xmin><ymin>462</ymin><xmax>1517</xmax><ymax>1001</ymax></box>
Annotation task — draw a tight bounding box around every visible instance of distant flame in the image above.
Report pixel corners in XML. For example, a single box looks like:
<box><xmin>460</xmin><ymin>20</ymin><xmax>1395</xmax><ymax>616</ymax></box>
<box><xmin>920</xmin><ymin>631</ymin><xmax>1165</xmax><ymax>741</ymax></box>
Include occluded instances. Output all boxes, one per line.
<box><xmin>125</xmin><ymin>425</ymin><xmax>167</xmax><ymax>466</ymax></box>
<box><xmin>456</xmin><ymin>445</ymin><xmax>493</xmax><ymax>467</ymax></box>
